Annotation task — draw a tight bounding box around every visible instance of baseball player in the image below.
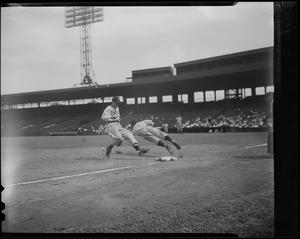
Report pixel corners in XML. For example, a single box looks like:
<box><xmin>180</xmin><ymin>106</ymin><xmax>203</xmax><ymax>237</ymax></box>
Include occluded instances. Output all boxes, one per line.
<box><xmin>175</xmin><ymin>115</ymin><xmax>183</xmax><ymax>134</ymax></box>
<box><xmin>131</xmin><ymin>119</ymin><xmax>181</xmax><ymax>155</ymax></box>
<box><xmin>101</xmin><ymin>96</ymin><xmax>149</xmax><ymax>158</ymax></box>
<box><xmin>97</xmin><ymin>124</ymin><xmax>105</xmax><ymax>135</ymax></box>
<box><xmin>162</xmin><ymin>122</ymin><xmax>169</xmax><ymax>133</ymax></box>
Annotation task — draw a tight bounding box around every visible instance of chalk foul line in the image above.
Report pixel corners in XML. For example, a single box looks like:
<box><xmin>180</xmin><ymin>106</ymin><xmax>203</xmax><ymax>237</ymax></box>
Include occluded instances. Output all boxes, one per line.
<box><xmin>3</xmin><ymin>165</ymin><xmax>136</xmax><ymax>188</ymax></box>
<box><xmin>243</xmin><ymin>143</ymin><xmax>267</xmax><ymax>149</ymax></box>
<box><xmin>4</xmin><ymin>143</ymin><xmax>268</xmax><ymax>188</ymax></box>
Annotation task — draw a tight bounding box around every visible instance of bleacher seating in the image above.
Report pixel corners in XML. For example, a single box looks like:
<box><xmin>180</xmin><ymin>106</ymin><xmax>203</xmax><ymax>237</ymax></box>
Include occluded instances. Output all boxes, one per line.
<box><xmin>1</xmin><ymin>95</ymin><xmax>273</xmax><ymax>136</ymax></box>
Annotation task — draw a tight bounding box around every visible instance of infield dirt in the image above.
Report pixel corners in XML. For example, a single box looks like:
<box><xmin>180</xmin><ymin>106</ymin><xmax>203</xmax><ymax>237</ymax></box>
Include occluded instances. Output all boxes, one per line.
<box><xmin>1</xmin><ymin>132</ymin><xmax>274</xmax><ymax>236</ymax></box>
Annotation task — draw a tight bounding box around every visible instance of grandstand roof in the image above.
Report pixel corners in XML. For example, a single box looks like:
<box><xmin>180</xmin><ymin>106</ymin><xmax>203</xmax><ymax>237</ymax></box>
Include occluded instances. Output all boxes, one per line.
<box><xmin>174</xmin><ymin>47</ymin><xmax>272</xmax><ymax>67</ymax></box>
<box><xmin>132</xmin><ymin>66</ymin><xmax>173</xmax><ymax>74</ymax></box>
<box><xmin>1</xmin><ymin>47</ymin><xmax>273</xmax><ymax>106</ymax></box>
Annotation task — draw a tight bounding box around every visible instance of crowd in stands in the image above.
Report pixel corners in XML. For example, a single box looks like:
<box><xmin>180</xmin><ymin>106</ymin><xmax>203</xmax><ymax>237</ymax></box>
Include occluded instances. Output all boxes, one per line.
<box><xmin>2</xmin><ymin>95</ymin><xmax>273</xmax><ymax>136</ymax></box>
<box><xmin>119</xmin><ymin>107</ymin><xmax>272</xmax><ymax>132</ymax></box>
<box><xmin>184</xmin><ymin>108</ymin><xmax>272</xmax><ymax>129</ymax></box>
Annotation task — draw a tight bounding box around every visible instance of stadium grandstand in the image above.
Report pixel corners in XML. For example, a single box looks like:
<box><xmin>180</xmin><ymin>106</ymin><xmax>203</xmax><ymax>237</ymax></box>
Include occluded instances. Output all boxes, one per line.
<box><xmin>1</xmin><ymin>47</ymin><xmax>274</xmax><ymax>137</ymax></box>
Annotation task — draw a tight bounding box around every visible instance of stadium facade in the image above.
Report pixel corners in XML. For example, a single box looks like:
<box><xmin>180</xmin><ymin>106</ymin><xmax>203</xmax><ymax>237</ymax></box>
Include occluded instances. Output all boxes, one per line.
<box><xmin>1</xmin><ymin>47</ymin><xmax>274</xmax><ymax>136</ymax></box>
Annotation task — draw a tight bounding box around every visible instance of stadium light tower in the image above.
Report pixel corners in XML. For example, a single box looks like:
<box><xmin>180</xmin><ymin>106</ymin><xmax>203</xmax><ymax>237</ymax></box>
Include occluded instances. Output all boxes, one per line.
<box><xmin>64</xmin><ymin>7</ymin><xmax>103</xmax><ymax>87</ymax></box>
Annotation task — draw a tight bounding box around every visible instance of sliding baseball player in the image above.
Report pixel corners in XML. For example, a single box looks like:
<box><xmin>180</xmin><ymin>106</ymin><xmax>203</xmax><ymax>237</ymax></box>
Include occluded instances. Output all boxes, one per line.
<box><xmin>131</xmin><ymin>119</ymin><xmax>181</xmax><ymax>155</ymax></box>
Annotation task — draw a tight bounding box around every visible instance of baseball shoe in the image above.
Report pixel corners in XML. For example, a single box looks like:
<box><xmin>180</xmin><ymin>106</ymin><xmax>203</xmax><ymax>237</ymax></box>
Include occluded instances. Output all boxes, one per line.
<box><xmin>105</xmin><ymin>146</ymin><xmax>112</xmax><ymax>158</ymax></box>
<box><xmin>165</xmin><ymin>144</ymin><xmax>173</xmax><ymax>155</ymax></box>
<box><xmin>138</xmin><ymin>148</ymin><xmax>149</xmax><ymax>156</ymax></box>
<box><xmin>117</xmin><ymin>140</ymin><xmax>123</xmax><ymax>147</ymax></box>
<box><xmin>172</xmin><ymin>141</ymin><xmax>181</xmax><ymax>150</ymax></box>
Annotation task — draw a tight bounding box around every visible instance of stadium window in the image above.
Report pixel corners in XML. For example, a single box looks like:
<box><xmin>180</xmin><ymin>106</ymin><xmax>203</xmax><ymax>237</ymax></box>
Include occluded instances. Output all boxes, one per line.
<box><xmin>85</xmin><ymin>99</ymin><xmax>93</xmax><ymax>104</ymax></box>
<box><xmin>149</xmin><ymin>96</ymin><xmax>157</xmax><ymax>103</ymax></box>
<box><xmin>74</xmin><ymin>99</ymin><xmax>84</xmax><ymax>105</ymax></box>
<box><xmin>244</xmin><ymin>88</ymin><xmax>252</xmax><ymax>97</ymax></box>
<box><xmin>40</xmin><ymin>102</ymin><xmax>48</xmax><ymax>107</ymax></box>
<box><xmin>94</xmin><ymin>98</ymin><xmax>103</xmax><ymax>103</ymax></box>
<box><xmin>57</xmin><ymin>100</ymin><xmax>67</xmax><ymax>105</ymax></box>
<box><xmin>194</xmin><ymin>92</ymin><xmax>204</xmax><ymax>103</ymax></box>
<box><xmin>216</xmin><ymin>90</ymin><xmax>225</xmax><ymax>101</ymax></box>
<box><xmin>205</xmin><ymin>91</ymin><xmax>215</xmax><ymax>102</ymax></box>
<box><xmin>266</xmin><ymin>86</ymin><xmax>274</xmax><ymax>93</ymax></box>
<box><xmin>162</xmin><ymin>95</ymin><xmax>172</xmax><ymax>103</ymax></box>
<box><xmin>24</xmin><ymin>103</ymin><xmax>32</xmax><ymax>108</ymax></box>
<box><xmin>255</xmin><ymin>87</ymin><xmax>265</xmax><ymax>95</ymax></box>
<box><xmin>178</xmin><ymin>94</ymin><xmax>188</xmax><ymax>103</ymax></box>
<box><xmin>31</xmin><ymin>103</ymin><xmax>38</xmax><ymax>108</ymax></box>
<box><xmin>178</xmin><ymin>94</ymin><xmax>182</xmax><ymax>102</ymax></box>
<box><xmin>104</xmin><ymin>97</ymin><xmax>113</xmax><ymax>103</ymax></box>
<box><xmin>126</xmin><ymin>98</ymin><xmax>135</xmax><ymax>105</ymax></box>
<box><xmin>137</xmin><ymin>97</ymin><xmax>146</xmax><ymax>104</ymax></box>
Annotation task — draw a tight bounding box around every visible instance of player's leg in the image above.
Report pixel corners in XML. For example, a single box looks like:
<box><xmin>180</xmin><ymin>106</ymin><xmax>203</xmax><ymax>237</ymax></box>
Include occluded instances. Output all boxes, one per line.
<box><xmin>147</xmin><ymin>126</ymin><xmax>181</xmax><ymax>150</ymax></box>
<box><xmin>142</xmin><ymin>128</ymin><xmax>173</xmax><ymax>155</ymax></box>
<box><xmin>166</xmin><ymin>134</ymin><xmax>181</xmax><ymax>150</ymax></box>
<box><xmin>119</xmin><ymin>127</ymin><xmax>149</xmax><ymax>156</ymax></box>
<box><xmin>179</xmin><ymin>123</ymin><xmax>183</xmax><ymax>134</ymax></box>
<box><xmin>105</xmin><ymin>124</ymin><xmax>123</xmax><ymax>158</ymax></box>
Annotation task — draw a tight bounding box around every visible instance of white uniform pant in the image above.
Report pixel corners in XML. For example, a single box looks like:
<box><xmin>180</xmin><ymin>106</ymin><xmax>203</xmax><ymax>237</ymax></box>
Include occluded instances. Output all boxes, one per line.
<box><xmin>106</xmin><ymin>122</ymin><xmax>138</xmax><ymax>146</ymax></box>
<box><xmin>136</xmin><ymin>126</ymin><xmax>167</xmax><ymax>145</ymax></box>
<box><xmin>176</xmin><ymin>123</ymin><xmax>182</xmax><ymax>132</ymax></box>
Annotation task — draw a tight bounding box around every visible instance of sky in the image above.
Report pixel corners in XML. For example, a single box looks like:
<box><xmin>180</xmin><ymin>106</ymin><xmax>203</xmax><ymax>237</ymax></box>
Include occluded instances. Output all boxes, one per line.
<box><xmin>1</xmin><ymin>2</ymin><xmax>274</xmax><ymax>95</ymax></box>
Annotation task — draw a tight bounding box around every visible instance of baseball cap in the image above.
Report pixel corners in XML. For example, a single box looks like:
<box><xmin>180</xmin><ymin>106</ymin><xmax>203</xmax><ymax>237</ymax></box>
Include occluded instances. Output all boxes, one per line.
<box><xmin>131</xmin><ymin>120</ymin><xmax>137</xmax><ymax>126</ymax></box>
<box><xmin>112</xmin><ymin>96</ymin><xmax>120</xmax><ymax>103</ymax></box>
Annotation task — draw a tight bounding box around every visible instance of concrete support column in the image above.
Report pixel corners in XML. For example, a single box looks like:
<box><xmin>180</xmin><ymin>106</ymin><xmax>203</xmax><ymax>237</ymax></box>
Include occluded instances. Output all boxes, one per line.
<box><xmin>251</xmin><ymin>87</ymin><xmax>256</xmax><ymax>97</ymax></box>
<box><xmin>173</xmin><ymin>94</ymin><xmax>178</xmax><ymax>104</ymax></box>
<box><xmin>68</xmin><ymin>100</ymin><xmax>71</xmax><ymax>117</ymax></box>
<box><xmin>37</xmin><ymin>102</ymin><xmax>40</xmax><ymax>119</ymax></box>
<box><xmin>188</xmin><ymin>92</ymin><xmax>194</xmax><ymax>104</ymax></box>
<box><xmin>157</xmin><ymin>95</ymin><xmax>162</xmax><ymax>104</ymax></box>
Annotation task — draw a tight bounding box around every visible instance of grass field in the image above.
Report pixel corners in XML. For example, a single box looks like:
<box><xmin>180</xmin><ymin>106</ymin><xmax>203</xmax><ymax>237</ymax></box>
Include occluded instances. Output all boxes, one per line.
<box><xmin>1</xmin><ymin>132</ymin><xmax>274</xmax><ymax>237</ymax></box>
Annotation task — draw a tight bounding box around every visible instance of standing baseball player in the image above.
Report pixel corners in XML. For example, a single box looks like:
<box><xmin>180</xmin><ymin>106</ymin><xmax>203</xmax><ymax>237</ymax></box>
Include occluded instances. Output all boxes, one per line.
<box><xmin>131</xmin><ymin>119</ymin><xmax>181</xmax><ymax>155</ymax></box>
<box><xmin>101</xmin><ymin>96</ymin><xmax>149</xmax><ymax>158</ymax></box>
<box><xmin>162</xmin><ymin>122</ymin><xmax>169</xmax><ymax>133</ymax></box>
<box><xmin>175</xmin><ymin>115</ymin><xmax>183</xmax><ymax>134</ymax></box>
